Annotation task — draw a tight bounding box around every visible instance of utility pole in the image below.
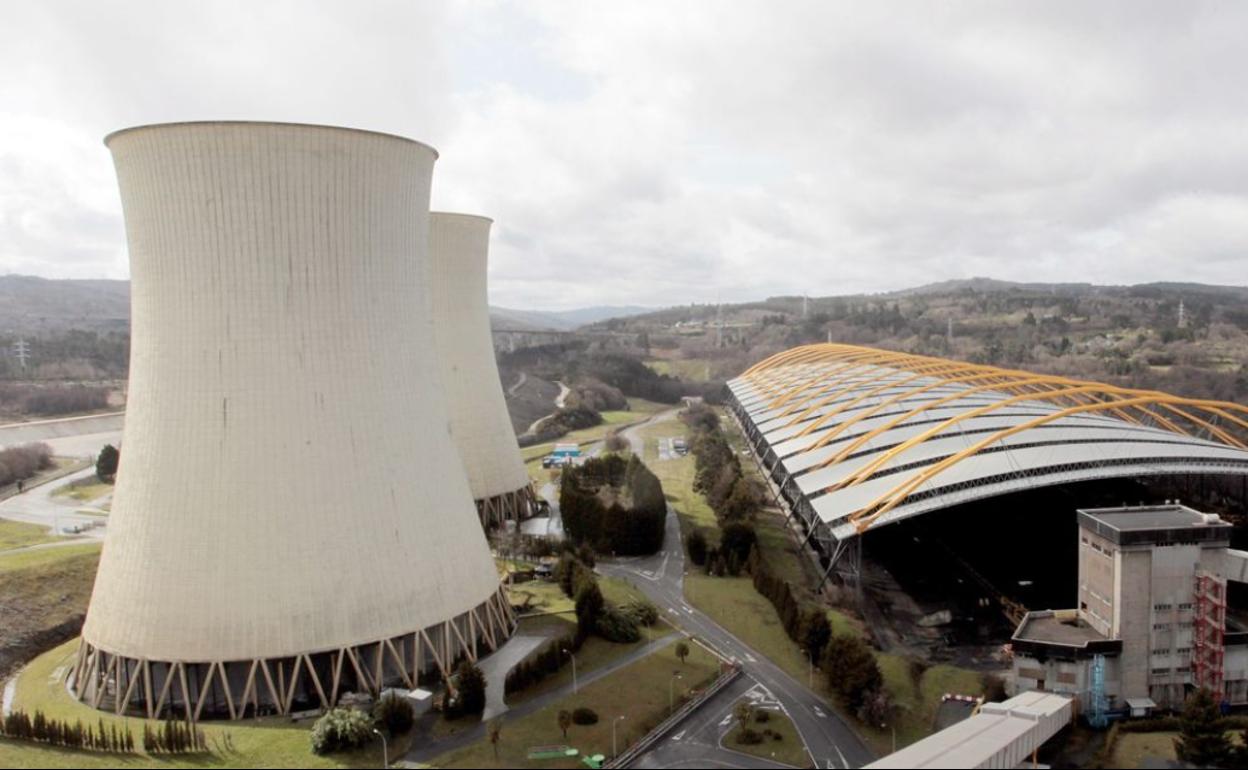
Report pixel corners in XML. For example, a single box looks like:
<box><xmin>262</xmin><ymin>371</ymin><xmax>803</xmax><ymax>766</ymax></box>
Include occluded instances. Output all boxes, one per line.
<box><xmin>715</xmin><ymin>297</ymin><xmax>723</xmax><ymax>349</ymax></box>
<box><xmin>1178</xmin><ymin>299</ymin><xmax>1187</xmax><ymax>329</ymax></box>
<box><xmin>946</xmin><ymin>317</ymin><xmax>954</xmax><ymax>346</ymax></box>
<box><xmin>13</xmin><ymin>339</ymin><xmax>30</xmax><ymax>370</ymax></box>
<box><xmin>802</xmin><ymin>295</ymin><xmax>809</xmax><ymax>318</ymax></box>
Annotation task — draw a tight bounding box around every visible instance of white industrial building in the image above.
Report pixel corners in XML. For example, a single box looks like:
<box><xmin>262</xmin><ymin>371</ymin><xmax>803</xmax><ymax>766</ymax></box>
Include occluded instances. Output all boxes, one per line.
<box><xmin>429</xmin><ymin>212</ymin><xmax>535</xmax><ymax>527</ymax></box>
<box><xmin>73</xmin><ymin>122</ymin><xmax>513</xmax><ymax>719</ymax></box>
<box><xmin>1012</xmin><ymin>504</ymin><xmax>1248</xmax><ymax>714</ymax></box>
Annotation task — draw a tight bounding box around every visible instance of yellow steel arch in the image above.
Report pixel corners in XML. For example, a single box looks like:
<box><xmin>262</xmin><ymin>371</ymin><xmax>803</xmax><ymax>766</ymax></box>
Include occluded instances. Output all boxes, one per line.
<box><xmin>825</xmin><ymin>383</ymin><xmax>1248</xmax><ymax>494</ymax></box>
<box><xmin>780</xmin><ymin>360</ymin><xmax>1002</xmax><ymax>425</ymax></box>
<box><xmin>848</xmin><ymin>395</ymin><xmax>1248</xmax><ymax>533</ymax></box>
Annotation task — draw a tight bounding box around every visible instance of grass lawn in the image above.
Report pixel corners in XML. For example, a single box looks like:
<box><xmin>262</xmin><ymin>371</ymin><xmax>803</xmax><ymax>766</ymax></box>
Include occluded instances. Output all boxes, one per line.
<box><xmin>635</xmin><ymin>420</ymin><xmax>719</xmax><ymax>540</ymax></box>
<box><xmin>505</xmin><ymin>577</ymin><xmax>668</xmax><ymax>705</ymax></box>
<box><xmin>724</xmin><ymin>703</ymin><xmax>808</xmax><ymax>768</ymax></box>
<box><xmin>1</xmin><ymin>639</ymin><xmax>394</xmax><ymax>769</ymax></box>
<box><xmin>0</xmin><ymin>519</ymin><xmax>58</xmax><ymax>551</ymax></box>
<box><xmin>0</xmin><ymin>542</ymin><xmax>101</xmax><ymax>674</ymax></box>
<box><xmin>644</xmin><ymin>359</ymin><xmax>712</xmax><ymax>382</ymax></box>
<box><xmin>1110</xmin><ymin>730</ymin><xmax>1243</xmax><ymax>768</ymax></box>
<box><xmin>53</xmin><ymin>478</ymin><xmax>113</xmax><ymax>503</ymax></box>
<box><xmin>430</xmin><ymin>639</ymin><xmax>721</xmax><ymax>768</ymax></box>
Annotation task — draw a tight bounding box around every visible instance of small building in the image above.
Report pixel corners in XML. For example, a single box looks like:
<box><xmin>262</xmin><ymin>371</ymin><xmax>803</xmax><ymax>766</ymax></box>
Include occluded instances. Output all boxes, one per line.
<box><xmin>1012</xmin><ymin>504</ymin><xmax>1248</xmax><ymax>712</ymax></box>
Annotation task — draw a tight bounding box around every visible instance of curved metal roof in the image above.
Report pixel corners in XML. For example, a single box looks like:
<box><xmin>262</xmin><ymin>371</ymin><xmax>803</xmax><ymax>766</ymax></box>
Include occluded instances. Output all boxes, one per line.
<box><xmin>729</xmin><ymin>344</ymin><xmax>1248</xmax><ymax>539</ymax></box>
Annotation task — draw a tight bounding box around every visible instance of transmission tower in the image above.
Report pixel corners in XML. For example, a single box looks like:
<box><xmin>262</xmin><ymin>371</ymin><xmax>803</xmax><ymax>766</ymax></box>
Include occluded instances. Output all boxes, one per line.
<box><xmin>13</xmin><ymin>339</ymin><xmax>30</xmax><ymax>370</ymax></box>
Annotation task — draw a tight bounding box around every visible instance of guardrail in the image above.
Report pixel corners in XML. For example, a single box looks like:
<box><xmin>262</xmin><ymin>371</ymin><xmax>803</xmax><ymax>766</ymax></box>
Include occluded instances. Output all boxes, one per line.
<box><xmin>605</xmin><ymin>665</ymin><xmax>741</xmax><ymax>768</ymax></box>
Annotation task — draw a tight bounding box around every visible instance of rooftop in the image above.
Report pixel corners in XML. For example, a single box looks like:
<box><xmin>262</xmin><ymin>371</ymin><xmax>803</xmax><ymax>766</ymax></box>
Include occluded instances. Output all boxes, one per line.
<box><xmin>1078</xmin><ymin>504</ymin><xmax>1232</xmax><ymax>547</ymax></box>
<box><xmin>1014</xmin><ymin>610</ymin><xmax>1107</xmax><ymax>647</ymax></box>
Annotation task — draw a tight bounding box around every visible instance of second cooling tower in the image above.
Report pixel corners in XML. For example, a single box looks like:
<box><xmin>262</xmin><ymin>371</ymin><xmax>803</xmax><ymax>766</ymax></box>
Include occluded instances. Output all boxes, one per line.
<box><xmin>429</xmin><ymin>213</ymin><xmax>536</xmax><ymax>527</ymax></box>
<box><xmin>73</xmin><ymin>122</ymin><xmax>513</xmax><ymax>720</ymax></box>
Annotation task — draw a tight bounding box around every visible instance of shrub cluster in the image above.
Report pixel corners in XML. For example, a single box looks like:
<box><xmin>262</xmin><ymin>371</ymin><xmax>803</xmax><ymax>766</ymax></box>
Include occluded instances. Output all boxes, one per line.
<box><xmin>0</xmin><ymin>442</ymin><xmax>53</xmax><ymax>488</ymax></box>
<box><xmin>680</xmin><ymin>404</ymin><xmax>762</xmax><ymax>571</ymax></box>
<box><xmin>527</xmin><ymin>405</ymin><xmax>603</xmax><ymax>444</ymax></box>
<box><xmin>0</xmin><ymin>384</ymin><xmax>110</xmax><ymax>416</ymax></box>
<box><xmin>310</xmin><ymin>707</ymin><xmax>374</xmax><ymax>755</ymax></box>
<box><xmin>1</xmin><ymin>710</ymin><xmax>135</xmax><ymax>753</ymax></box>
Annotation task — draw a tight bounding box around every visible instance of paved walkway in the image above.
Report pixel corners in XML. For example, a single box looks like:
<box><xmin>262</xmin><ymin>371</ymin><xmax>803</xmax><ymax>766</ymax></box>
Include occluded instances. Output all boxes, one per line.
<box><xmin>480</xmin><ymin>634</ymin><xmax>549</xmax><ymax>720</ymax></box>
<box><xmin>403</xmin><ymin>633</ymin><xmax>677</xmax><ymax>764</ymax></box>
<box><xmin>0</xmin><ymin>466</ymin><xmax>108</xmax><ymax>542</ymax></box>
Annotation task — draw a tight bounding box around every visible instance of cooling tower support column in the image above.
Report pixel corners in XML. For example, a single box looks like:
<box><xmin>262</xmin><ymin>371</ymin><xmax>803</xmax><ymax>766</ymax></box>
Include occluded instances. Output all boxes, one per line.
<box><xmin>429</xmin><ymin>212</ymin><xmax>536</xmax><ymax>529</ymax></box>
<box><xmin>72</xmin><ymin>122</ymin><xmax>514</xmax><ymax>720</ymax></box>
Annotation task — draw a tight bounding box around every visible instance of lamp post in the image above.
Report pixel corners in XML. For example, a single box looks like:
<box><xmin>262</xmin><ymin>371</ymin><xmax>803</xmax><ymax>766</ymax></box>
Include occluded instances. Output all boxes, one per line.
<box><xmin>801</xmin><ymin>648</ymin><xmax>814</xmax><ymax>688</ymax></box>
<box><xmin>563</xmin><ymin>648</ymin><xmax>578</xmax><ymax>694</ymax></box>
<box><xmin>881</xmin><ymin>723</ymin><xmax>895</xmax><ymax>754</ymax></box>
<box><xmin>612</xmin><ymin>715</ymin><xmax>626</xmax><ymax>758</ymax></box>
<box><xmin>372</xmin><ymin>728</ymin><xmax>388</xmax><ymax>769</ymax></box>
<box><xmin>669</xmin><ymin>673</ymin><xmax>683</xmax><ymax>714</ymax></box>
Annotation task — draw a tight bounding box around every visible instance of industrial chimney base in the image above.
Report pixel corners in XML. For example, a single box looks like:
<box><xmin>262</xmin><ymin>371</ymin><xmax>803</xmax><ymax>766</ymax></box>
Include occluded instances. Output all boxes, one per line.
<box><xmin>69</xmin><ymin>585</ymin><xmax>515</xmax><ymax>721</ymax></box>
<box><xmin>477</xmin><ymin>485</ymin><xmax>540</xmax><ymax>529</ymax></box>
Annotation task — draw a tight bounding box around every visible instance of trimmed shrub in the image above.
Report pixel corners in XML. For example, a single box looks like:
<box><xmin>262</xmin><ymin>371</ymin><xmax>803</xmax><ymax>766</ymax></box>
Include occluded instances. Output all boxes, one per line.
<box><xmin>373</xmin><ymin>692</ymin><xmax>414</xmax><ymax>736</ymax></box>
<box><xmin>595</xmin><ymin>604</ymin><xmax>642</xmax><ymax>643</ymax></box>
<box><xmin>572</xmin><ymin>707</ymin><xmax>599</xmax><ymax>725</ymax></box>
<box><xmin>311</xmin><ymin>708</ymin><xmax>373</xmax><ymax>755</ymax></box>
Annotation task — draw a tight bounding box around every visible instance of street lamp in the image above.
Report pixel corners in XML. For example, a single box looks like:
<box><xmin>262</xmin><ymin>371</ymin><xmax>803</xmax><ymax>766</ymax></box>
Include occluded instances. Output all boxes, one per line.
<box><xmin>563</xmin><ymin>648</ymin><xmax>578</xmax><ymax>694</ymax></box>
<box><xmin>612</xmin><ymin>715</ymin><xmax>627</xmax><ymax>758</ymax></box>
<box><xmin>881</xmin><ymin>723</ymin><xmax>895</xmax><ymax>754</ymax></box>
<box><xmin>372</xmin><ymin>728</ymin><xmax>388</xmax><ymax>769</ymax></box>
<box><xmin>669</xmin><ymin>673</ymin><xmax>683</xmax><ymax>714</ymax></box>
<box><xmin>801</xmin><ymin>648</ymin><xmax>815</xmax><ymax>688</ymax></box>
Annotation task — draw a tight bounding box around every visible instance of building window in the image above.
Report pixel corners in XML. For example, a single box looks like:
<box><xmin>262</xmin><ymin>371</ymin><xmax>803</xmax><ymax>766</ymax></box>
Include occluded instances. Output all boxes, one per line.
<box><xmin>1154</xmin><ymin>603</ymin><xmax>1172</xmax><ymax>612</ymax></box>
<box><xmin>1154</xmin><ymin>649</ymin><xmax>1171</xmax><ymax>656</ymax></box>
<box><xmin>1179</xmin><ymin>603</ymin><xmax>1193</xmax><ymax>610</ymax></box>
<box><xmin>1177</xmin><ymin>647</ymin><xmax>1192</xmax><ymax>656</ymax></box>
<box><xmin>1152</xmin><ymin>668</ymin><xmax>1171</xmax><ymax>675</ymax></box>
<box><xmin>1154</xmin><ymin>623</ymin><xmax>1170</xmax><ymax>631</ymax></box>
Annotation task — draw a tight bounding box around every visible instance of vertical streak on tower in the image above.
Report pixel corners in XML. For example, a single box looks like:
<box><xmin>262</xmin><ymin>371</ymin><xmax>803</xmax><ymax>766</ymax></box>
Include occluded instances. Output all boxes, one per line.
<box><xmin>428</xmin><ymin>213</ymin><xmax>535</xmax><ymax>528</ymax></box>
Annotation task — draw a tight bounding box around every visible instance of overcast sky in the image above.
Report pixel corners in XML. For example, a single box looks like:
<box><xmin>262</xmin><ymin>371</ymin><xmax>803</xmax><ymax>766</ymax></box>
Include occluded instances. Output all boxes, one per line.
<box><xmin>2</xmin><ymin>1</ymin><xmax>1246</xmax><ymax>310</ymax></box>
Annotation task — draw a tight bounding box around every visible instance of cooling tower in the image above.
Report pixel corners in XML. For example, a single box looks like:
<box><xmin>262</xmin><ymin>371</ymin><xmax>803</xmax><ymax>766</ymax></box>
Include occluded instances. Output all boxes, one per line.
<box><xmin>73</xmin><ymin>122</ymin><xmax>513</xmax><ymax>720</ymax></box>
<box><xmin>429</xmin><ymin>213</ymin><xmax>536</xmax><ymax>527</ymax></box>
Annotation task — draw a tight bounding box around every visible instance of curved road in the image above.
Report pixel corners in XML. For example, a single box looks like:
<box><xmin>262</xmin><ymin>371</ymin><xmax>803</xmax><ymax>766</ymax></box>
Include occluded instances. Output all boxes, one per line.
<box><xmin>600</xmin><ymin>411</ymin><xmax>874</xmax><ymax>769</ymax></box>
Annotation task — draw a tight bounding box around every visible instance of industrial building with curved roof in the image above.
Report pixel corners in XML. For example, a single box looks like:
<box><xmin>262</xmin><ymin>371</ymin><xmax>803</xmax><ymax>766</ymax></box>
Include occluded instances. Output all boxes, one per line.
<box><xmin>729</xmin><ymin>344</ymin><xmax>1248</xmax><ymax>547</ymax></box>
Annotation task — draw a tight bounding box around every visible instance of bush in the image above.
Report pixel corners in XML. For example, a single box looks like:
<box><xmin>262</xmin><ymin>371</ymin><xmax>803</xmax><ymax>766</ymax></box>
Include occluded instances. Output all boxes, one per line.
<box><xmin>687</xmin><ymin>530</ymin><xmax>708</xmax><ymax>565</ymax></box>
<box><xmin>310</xmin><ymin>708</ymin><xmax>373</xmax><ymax>755</ymax></box>
<box><xmin>595</xmin><ymin>604</ymin><xmax>642</xmax><ymax>643</ymax></box>
<box><xmin>373</xmin><ymin>692</ymin><xmax>414</xmax><ymax>736</ymax></box>
<box><xmin>452</xmin><ymin>661</ymin><xmax>487</xmax><ymax>717</ymax></box>
<box><xmin>96</xmin><ymin>444</ymin><xmax>120</xmax><ymax>482</ymax></box>
<box><xmin>0</xmin><ymin>442</ymin><xmax>53</xmax><ymax>488</ymax></box>
<box><xmin>622</xmin><ymin>598</ymin><xmax>659</xmax><ymax>627</ymax></box>
<box><xmin>755</xmin><ymin>710</ymin><xmax>771</xmax><ymax>723</ymax></box>
<box><xmin>737</xmin><ymin>727</ymin><xmax>764</xmax><ymax>745</ymax></box>
<box><xmin>572</xmin><ymin>707</ymin><xmax>599</xmax><ymax>725</ymax></box>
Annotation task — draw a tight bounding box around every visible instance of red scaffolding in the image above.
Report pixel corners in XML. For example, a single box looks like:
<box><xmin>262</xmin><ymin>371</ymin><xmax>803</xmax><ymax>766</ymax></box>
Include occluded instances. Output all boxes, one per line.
<box><xmin>1193</xmin><ymin>572</ymin><xmax>1226</xmax><ymax>697</ymax></box>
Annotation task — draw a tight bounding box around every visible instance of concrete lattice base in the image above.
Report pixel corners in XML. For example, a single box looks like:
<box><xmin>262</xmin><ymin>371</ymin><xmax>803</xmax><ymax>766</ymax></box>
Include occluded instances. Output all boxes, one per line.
<box><xmin>476</xmin><ymin>485</ymin><xmax>538</xmax><ymax>529</ymax></box>
<box><xmin>69</xmin><ymin>586</ymin><xmax>515</xmax><ymax>721</ymax></box>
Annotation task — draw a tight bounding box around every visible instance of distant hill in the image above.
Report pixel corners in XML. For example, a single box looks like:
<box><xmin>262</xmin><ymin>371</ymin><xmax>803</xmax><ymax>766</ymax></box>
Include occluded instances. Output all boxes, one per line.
<box><xmin>489</xmin><ymin>305</ymin><xmax>654</xmax><ymax>331</ymax></box>
<box><xmin>0</xmin><ymin>275</ymin><xmax>130</xmax><ymax>334</ymax></box>
<box><xmin>0</xmin><ymin>274</ymin><xmax>653</xmax><ymax>334</ymax></box>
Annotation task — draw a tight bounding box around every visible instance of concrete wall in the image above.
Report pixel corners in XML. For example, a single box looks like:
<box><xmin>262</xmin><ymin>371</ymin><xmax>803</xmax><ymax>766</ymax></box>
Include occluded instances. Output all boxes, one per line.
<box><xmin>428</xmin><ymin>213</ymin><xmax>530</xmax><ymax>504</ymax></box>
<box><xmin>1079</xmin><ymin>529</ymin><xmax>1116</xmax><ymax>638</ymax></box>
<box><xmin>83</xmin><ymin>122</ymin><xmax>501</xmax><ymax>663</ymax></box>
<box><xmin>1117</xmin><ymin>548</ymin><xmax>1153</xmax><ymax>701</ymax></box>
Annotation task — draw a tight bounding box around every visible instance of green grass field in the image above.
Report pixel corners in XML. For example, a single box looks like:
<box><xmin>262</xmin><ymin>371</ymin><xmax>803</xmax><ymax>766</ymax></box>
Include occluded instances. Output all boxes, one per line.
<box><xmin>0</xmin><ymin>519</ymin><xmax>58</xmax><ymax>551</ymax></box>
<box><xmin>644</xmin><ymin>359</ymin><xmax>712</xmax><ymax>382</ymax></box>
<box><xmin>0</xmin><ymin>640</ymin><xmax>392</xmax><ymax>769</ymax></box>
<box><xmin>724</xmin><ymin>703</ymin><xmax>808</xmax><ymax>767</ymax></box>
<box><xmin>0</xmin><ymin>542</ymin><xmax>101</xmax><ymax>671</ymax></box>
<box><xmin>430</xmin><ymin>640</ymin><xmax>721</xmax><ymax>768</ymax></box>
<box><xmin>52</xmin><ymin>479</ymin><xmax>113</xmax><ymax>503</ymax></box>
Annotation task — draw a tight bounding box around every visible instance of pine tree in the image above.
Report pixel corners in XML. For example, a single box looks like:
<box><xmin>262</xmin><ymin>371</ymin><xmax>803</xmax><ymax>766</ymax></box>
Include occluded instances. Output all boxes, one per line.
<box><xmin>1174</xmin><ymin>688</ymin><xmax>1232</xmax><ymax>768</ymax></box>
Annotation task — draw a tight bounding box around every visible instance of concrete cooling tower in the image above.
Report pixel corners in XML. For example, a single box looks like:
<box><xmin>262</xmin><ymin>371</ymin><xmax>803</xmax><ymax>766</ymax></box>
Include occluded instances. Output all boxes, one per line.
<box><xmin>73</xmin><ymin>122</ymin><xmax>513</xmax><ymax>720</ymax></box>
<box><xmin>429</xmin><ymin>213</ymin><xmax>536</xmax><ymax>527</ymax></box>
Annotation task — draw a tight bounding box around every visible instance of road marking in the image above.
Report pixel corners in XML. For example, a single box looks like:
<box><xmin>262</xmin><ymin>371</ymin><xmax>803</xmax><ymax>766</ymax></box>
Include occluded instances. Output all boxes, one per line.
<box><xmin>671</xmin><ymin>729</ymin><xmax>685</xmax><ymax>742</ymax></box>
<box><xmin>813</xmin><ymin>706</ymin><xmax>826</xmax><ymax>718</ymax></box>
<box><xmin>835</xmin><ymin>745</ymin><xmax>848</xmax><ymax>768</ymax></box>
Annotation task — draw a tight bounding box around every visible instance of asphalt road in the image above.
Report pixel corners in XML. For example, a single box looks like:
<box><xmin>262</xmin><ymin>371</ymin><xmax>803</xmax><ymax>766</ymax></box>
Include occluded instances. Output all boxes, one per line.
<box><xmin>600</xmin><ymin>411</ymin><xmax>875</xmax><ymax>769</ymax></box>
